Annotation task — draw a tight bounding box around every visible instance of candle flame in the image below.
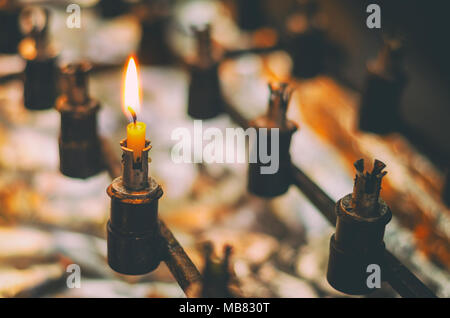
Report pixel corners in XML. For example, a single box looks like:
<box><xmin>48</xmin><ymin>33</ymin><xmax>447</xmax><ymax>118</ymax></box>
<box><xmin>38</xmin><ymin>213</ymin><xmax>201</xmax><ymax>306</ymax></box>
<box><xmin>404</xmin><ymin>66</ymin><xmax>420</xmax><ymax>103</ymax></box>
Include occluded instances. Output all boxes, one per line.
<box><xmin>123</xmin><ymin>56</ymin><xmax>141</xmax><ymax>121</ymax></box>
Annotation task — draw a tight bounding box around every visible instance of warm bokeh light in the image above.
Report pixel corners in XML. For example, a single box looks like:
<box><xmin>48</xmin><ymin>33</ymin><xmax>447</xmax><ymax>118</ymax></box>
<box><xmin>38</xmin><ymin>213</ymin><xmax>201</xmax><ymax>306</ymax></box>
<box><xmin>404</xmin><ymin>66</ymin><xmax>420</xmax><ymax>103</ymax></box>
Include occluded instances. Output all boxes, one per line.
<box><xmin>122</xmin><ymin>56</ymin><xmax>141</xmax><ymax>120</ymax></box>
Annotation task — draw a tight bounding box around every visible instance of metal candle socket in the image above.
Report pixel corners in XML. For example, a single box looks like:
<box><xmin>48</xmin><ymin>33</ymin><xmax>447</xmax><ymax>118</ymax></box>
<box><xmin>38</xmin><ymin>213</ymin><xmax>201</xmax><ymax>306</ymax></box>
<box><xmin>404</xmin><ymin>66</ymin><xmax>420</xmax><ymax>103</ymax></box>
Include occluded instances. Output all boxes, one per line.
<box><xmin>327</xmin><ymin>159</ymin><xmax>392</xmax><ymax>295</ymax></box>
<box><xmin>139</xmin><ymin>18</ymin><xmax>173</xmax><ymax>65</ymax></box>
<box><xmin>187</xmin><ymin>25</ymin><xmax>224</xmax><ymax>119</ymax></box>
<box><xmin>358</xmin><ymin>39</ymin><xmax>406</xmax><ymax>134</ymax></box>
<box><xmin>24</xmin><ymin>56</ymin><xmax>58</xmax><ymax>110</ymax></box>
<box><xmin>248</xmin><ymin>84</ymin><xmax>298</xmax><ymax>198</ymax></box>
<box><xmin>107</xmin><ymin>139</ymin><xmax>165</xmax><ymax>275</ymax></box>
<box><xmin>22</xmin><ymin>8</ymin><xmax>59</xmax><ymax>110</ymax></box>
<box><xmin>56</xmin><ymin>63</ymin><xmax>102</xmax><ymax>179</ymax></box>
<box><xmin>285</xmin><ymin>0</ymin><xmax>326</xmax><ymax>79</ymax></box>
<box><xmin>247</xmin><ymin>118</ymin><xmax>297</xmax><ymax>197</ymax></box>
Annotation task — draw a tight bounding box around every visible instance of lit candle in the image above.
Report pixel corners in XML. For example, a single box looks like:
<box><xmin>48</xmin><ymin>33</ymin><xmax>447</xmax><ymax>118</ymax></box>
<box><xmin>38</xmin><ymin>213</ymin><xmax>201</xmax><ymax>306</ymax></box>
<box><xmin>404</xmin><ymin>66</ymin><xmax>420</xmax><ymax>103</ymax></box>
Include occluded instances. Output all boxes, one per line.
<box><xmin>123</xmin><ymin>56</ymin><xmax>145</xmax><ymax>161</ymax></box>
<box><xmin>126</xmin><ymin>107</ymin><xmax>146</xmax><ymax>162</ymax></box>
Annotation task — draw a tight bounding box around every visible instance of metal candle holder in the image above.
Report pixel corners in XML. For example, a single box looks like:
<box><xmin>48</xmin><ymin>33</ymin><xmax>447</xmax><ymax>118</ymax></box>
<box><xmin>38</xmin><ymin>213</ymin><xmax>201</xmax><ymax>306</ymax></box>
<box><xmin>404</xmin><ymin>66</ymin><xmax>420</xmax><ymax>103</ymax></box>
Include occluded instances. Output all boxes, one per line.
<box><xmin>56</xmin><ymin>62</ymin><xmax>102</xmax><ymax>179</ymax></box>
<box><xmin>327</xmin><ymin>159</ymin><xmax>392</xmax><ymax>295</ymax></box>
<box><xmin>285</xmin><ymin>0</ymin><xmax>326</xmax><ymax>79</ymax></box>
<box><xmin>106</xmin><ymin>139</ymin><xmax>165</xmax><ymax>275</ymax></box>
<box><xmin>21</xmin><ymin>7</ymin><xmax>58</xmax><ymax>111</ymax></box>
<box><xmin>137</xmin><ymin>1</ymin><xmax>174</xmax><ymax>66</ymax></box>
<box><xmin>358</xmin><ymin>38</ymin><xmax>407</xmax><ymax>134</ymax></box>
<box><xmin>187</xmin><ymin>25</ymin><xmax>224</xmax><ymax>119</ymax></box>
<box><xmin>247</xmin><ymin>83</ymin><xmax>298</xmax><ymax>198</ymax></box>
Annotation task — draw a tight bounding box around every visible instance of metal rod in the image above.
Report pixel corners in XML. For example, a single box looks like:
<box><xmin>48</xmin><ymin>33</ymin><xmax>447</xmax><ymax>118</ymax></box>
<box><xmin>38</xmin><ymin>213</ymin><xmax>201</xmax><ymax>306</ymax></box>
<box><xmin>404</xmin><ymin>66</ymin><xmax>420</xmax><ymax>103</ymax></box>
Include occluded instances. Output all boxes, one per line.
<box><xmin>100</xmin><ymin>137</ymin><xmax>202</xmax><ymax>296</ymax></box>
<box><xmin>0</xmin><ymin>72</ymin><xmax>23</xmax><ymax>84</ymax></box>
<box><xmin>159</xmin><ymin>220</ymin><xmax>202</xmax><ymax>296</ymax></box>
<box><xmin>291</xmin><ymin>166</ymin><xmax>337</xmax><ymax>225</ymax></box>
<box><xmin>224</xmin><ymin>103</ymin><xmax>437</xmax><ymax>298</ymax></box>
<box><xmin>383</xmin><ymin>251</ymin><xmax>436</xmax><ymax>298</ymax></box>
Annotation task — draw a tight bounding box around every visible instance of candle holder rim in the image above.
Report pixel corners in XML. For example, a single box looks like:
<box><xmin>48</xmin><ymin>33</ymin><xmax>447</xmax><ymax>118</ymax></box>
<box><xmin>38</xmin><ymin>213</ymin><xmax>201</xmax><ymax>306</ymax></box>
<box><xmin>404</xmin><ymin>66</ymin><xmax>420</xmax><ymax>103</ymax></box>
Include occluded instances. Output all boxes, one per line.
<box><xmin>108</xmin><ymin>176</ymin><xmax>163</xmax><ymax>202</ymax></box>
<box><xmin>120</xmin><ymin>138</ymin><xmax>151</xmax><ymax>153</ymax></box>
<box><xmin>338</xmin><ymin>194</ymin><xmax>392</xmax><ymax>223</ymax></box>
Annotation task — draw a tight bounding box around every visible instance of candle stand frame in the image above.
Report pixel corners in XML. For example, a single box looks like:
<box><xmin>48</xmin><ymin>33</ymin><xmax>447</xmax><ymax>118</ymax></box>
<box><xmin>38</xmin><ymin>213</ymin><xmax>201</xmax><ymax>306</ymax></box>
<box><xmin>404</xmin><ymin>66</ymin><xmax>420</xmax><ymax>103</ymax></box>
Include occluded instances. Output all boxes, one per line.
<box><xmin>0</xmin><ymin>48</ymin><xmax>437</xmax><ymax>298</ymax></box>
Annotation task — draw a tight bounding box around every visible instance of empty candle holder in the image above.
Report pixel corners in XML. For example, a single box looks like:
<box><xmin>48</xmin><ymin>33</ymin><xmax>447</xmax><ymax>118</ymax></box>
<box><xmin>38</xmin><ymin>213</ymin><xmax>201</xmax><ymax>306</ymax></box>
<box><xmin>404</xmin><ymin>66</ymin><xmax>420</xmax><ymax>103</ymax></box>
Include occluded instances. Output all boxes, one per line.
<box><xmin>20</xmin><ymin>7</ymin><xmax>59</xmax><ymax>111</ymax></box>
<box><xmin>186</xmin><ymin>242</ymin><xmax>242</xmax><ymax>298</ymax></box>
<box><xmin>56</xmin><ymin>62</ymin><xmax>103</xmax><ymax>179</ymax></box>
<box><xmin>285</xmin><ymin>0</ymin><xmax>326</xmax><ymax>78</ymax></box>
<box><xmin>137</xmin><ymin>2</ymin><xmax>174</xmax><ymax>66</ymax></box>
<box><xmin>327</xmin><ymin>159</ymin><xmax>392</xmax><ymax>295</ymax></box>
<box><xmin>107</xmin><ymin>139</ymin><xmax>165</xmax><ymax>275</ymax></box>
<box><xmin>358</xmin><ymin>38</ymin><xmax>406</xmax><ymax>134</ymax></box>
<box><xmin>187</xmin><ymin>25</ymin><xmax>224</xmax><ymax>119</ymax></box>
<box><xmin>247</xmin><ymin>83</ymin><xmax>298</xmax><ymax>198</ymax></box>
<box><xmin>199</xmin><ymin>243</ymin><xmax>233</xmax><ymax>298</ymax></box>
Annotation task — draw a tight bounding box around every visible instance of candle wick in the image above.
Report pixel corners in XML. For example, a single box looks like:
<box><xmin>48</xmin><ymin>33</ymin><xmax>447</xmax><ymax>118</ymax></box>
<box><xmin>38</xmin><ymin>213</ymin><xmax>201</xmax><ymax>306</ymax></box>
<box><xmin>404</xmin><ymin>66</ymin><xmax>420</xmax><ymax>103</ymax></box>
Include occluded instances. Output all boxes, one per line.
<box><xmin>128</xmin><ymin>106</ymin><xmax>137</xmax><ymax>125</ymax></box>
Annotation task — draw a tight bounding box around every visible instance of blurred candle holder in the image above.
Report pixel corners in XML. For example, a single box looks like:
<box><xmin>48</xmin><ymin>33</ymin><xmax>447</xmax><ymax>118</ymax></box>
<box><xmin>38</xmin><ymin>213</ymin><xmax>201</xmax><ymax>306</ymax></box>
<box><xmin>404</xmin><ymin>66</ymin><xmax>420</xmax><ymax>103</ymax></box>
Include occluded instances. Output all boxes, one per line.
<box><xmin>19</xmin><ymin>6</ymin><xmax>58</xmax><ymax>111</ymax></box>
<box><xmin>247</xmin><ymin>83</ymin><xmax>298</xmax><ymax>198</ymax></box>
<box><xmin>56</xmin><ymin>62</ymin><xmax>103</xmax><ymax>179</ymax></box>
<box><xmin>187</xmin><ymin>25</ymin><xmax>225</xmax><ymax>119</ymax></box>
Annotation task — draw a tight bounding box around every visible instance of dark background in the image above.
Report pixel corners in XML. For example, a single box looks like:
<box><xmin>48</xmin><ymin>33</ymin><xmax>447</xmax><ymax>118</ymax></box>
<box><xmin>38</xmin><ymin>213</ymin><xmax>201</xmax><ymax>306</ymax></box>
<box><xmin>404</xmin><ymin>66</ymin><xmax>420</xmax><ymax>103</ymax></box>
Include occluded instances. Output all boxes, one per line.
<box><xmin>318</xmin><ymin>0</ymin><xmax>450</xmax><ymax>168</ymax></box>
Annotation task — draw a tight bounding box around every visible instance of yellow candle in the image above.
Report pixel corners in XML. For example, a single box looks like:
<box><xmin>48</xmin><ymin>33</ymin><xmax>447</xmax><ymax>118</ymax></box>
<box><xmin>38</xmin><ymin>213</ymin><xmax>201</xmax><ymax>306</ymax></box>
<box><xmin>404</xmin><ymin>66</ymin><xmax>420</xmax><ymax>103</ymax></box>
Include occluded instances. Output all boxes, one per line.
<box><xmin>127</xmin><ymin>121</ymin><xmax>146</xmax><ymax>161</ymax></box>
<box><xmin>123</xmin><ymin>56</ymin><xmax>146</xmax><ymax>162</ymax></box>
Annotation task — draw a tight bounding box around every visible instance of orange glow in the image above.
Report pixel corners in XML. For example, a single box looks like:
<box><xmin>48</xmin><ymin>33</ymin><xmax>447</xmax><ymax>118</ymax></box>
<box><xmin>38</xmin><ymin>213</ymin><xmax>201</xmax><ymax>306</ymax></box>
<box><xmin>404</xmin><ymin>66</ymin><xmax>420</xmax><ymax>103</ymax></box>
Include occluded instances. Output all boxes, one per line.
<box><xmin>122</xmin><ymin>56</ymin><xmax>141</xmax><ymax>120</ymax></box>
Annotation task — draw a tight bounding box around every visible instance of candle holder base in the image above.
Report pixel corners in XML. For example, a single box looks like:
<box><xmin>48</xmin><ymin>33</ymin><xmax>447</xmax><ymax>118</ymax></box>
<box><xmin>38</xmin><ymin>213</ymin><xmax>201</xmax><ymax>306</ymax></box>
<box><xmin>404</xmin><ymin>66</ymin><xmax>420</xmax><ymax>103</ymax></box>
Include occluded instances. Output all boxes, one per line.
<box><xmin>59</xmin><ymin>138</ymin><xmax>103</xmax><ymax>179</ymax></box>
<box><xmin>326</xmin><ymin>195</ymin><xmax>392</xmax><ymax>295</ymax></box>
<box><xmin>247</xmin><ymin>118</ymin><xmax>297</xmax><ymax>198</ymax></box>
<box><xmin>187</xmin><ymin>64</ymin><xmax>224</xmax><ymax>119</ymax></box>
<box><xmin>107</xmin><ymin>176</ymin><xmax>164</xmax><ymax>275</ymax></box>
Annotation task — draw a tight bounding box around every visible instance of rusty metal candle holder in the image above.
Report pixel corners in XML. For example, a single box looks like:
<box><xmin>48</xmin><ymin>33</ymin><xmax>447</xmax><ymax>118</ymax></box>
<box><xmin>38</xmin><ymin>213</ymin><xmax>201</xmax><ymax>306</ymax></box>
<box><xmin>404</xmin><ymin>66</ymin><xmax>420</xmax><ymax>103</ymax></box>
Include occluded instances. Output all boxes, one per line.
<box><xmin>137</xmin><ymin>1</ymin><xmax>174</xmax><ymax>66</ymax></box>
<box><xmin>199</xmin><ymin>243</ymin><xmax>234</xmax><ymax>298</ymax></box>
<box><xmin>187</xmin><ymin>25</ymin><xmax>224</xmax><ymax>119</ymax></box>
<box><xmin>138</xmin><ymin>17</ymin><xmax>174</xmax><ymax>65</ymax></box>
<box><xmin>21</xmin><ymin>8</ymin><xmax>59</xmax><ymax>111</ymax></box>
<box><xmin>327</xmin><ymin>159</ymin><xmax>392</xmax><ymax>295</ymax></box>
<box><xmin>358</xmin><ymin>38</ymin><xmax>407</xmax><ymax>134</ymax></box>
<box><xmin>285</xmin><ymin>0</ymin><xmax>326</xmax><ymax>79</ymax></box>
<box><xmin>106</xmin><ymin>139</ymin><xmax>165</xmax><ymax>275</ymax></box>
<box><xmin>56</xmin><ymin>62</ymin><xmax>103</xmax><ymax>179</ymax></box>
<box><xmin>23</xmin><ymin>55</ymin><xmax>58</xmax><ymax>110</ymax></box>
<box><xmin>247</xmin><ymin>83</ymin><xmax>298</xmax><ymax>198</ymax></box>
